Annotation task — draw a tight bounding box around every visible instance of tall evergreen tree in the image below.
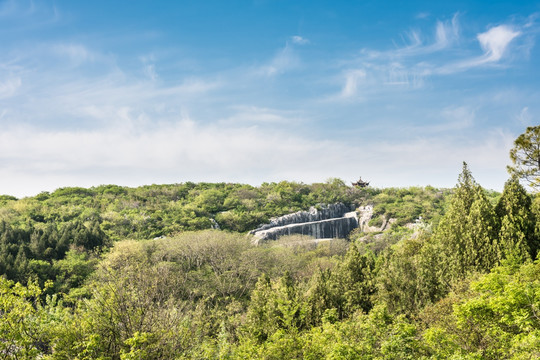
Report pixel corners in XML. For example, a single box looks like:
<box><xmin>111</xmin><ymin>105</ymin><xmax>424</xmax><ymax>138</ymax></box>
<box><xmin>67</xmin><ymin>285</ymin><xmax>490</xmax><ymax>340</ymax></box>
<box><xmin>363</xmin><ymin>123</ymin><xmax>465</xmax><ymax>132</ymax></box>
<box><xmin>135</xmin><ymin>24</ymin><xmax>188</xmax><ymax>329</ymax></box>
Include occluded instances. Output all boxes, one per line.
<box><xmin>496</xmin><ymin>177</ymin><xmax>536</xmax><ymax>262</ymax></box>
<box><xmin>243</xmin><ymin>273</ymin><xmax>303</xmax><ymax>343</ymax></box>
<box><xmin>435</xmin><ymin>162</ymin><xmax>479</xmax><ymax>279</ymax></box>
<box><xmin>434</xmin><ymin>162</ymin><xmax>500</xmax><ymax>281</ymax></box>
<box><xmin>304</xmin><ymin>268</ymin><xmax>338</xmax><ymax>327</ymax></box>
<box><xmin>465</xmin><ymin>186</ymin><xmax>499</xmax><ymax>271</ymax></box>
<box><xmin>337</xmin><ymin>244</ymin><xmax>376</xmax><ymax>316</ymax></box>
<box><xmin>532</xmin><ymin>194</ymin><xmax>540</xmax><ymax>257</ymax></box>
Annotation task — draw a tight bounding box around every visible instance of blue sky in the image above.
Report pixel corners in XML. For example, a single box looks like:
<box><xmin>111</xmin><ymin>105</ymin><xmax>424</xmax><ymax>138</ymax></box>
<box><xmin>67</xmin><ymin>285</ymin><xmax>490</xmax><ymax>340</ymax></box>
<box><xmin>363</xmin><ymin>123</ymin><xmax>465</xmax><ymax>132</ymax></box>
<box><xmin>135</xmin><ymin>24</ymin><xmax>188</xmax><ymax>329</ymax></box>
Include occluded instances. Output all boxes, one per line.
<box><xmin>0</xmin><ymin>0</ymin><xmax>539</xmax><ymax>197</ymax></box>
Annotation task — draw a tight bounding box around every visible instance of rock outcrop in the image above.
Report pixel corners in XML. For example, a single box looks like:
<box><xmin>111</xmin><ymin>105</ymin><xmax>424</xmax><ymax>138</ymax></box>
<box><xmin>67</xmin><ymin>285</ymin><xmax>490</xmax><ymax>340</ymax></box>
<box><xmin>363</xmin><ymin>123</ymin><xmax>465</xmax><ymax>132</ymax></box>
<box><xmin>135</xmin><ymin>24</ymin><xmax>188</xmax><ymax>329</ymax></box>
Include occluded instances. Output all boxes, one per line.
<box><xmin>250</xmin><ymin>203</ymin><xmax>358</xmax><ymax>243</ymax></box>
<box><xmin>357</xmin><ymin>205</ymin><xmax>375</xmax><ymax>232</ymax></box>
<box><xmin>356</xmin><ymin>205</ymin><xmax>395</xmax><ymax>232</ymax></box>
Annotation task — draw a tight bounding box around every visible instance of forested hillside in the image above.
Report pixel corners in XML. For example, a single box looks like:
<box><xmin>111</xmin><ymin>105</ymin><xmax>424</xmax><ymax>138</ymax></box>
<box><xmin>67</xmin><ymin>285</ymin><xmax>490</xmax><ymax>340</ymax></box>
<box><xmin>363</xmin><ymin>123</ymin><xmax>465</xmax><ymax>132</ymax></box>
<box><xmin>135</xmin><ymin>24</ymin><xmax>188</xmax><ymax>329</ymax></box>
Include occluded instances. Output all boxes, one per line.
<box><xmin>0</xmin><ymin>180</ymin><xmax>448</xmax><ymax>289</ymax></box>
<box><xmin>1</xmin><ymin>127</ymin><xmax>540</xmax><ymax>359</ymax></box>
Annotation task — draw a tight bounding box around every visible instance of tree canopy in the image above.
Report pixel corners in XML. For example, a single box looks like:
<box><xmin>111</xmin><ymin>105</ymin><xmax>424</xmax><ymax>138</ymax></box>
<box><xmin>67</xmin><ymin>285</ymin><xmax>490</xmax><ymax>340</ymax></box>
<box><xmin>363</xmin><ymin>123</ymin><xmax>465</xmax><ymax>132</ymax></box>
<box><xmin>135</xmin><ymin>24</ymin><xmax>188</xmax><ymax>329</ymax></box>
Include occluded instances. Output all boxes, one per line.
<box><xmin>508</xmin><ymin>125</ymin><xmax>540</xmax><ymax>189</ymax></box>
<box><xmin>2</xmin><ymin>128</ymin><xmax>540</xmax><ymax>358</ymax></box>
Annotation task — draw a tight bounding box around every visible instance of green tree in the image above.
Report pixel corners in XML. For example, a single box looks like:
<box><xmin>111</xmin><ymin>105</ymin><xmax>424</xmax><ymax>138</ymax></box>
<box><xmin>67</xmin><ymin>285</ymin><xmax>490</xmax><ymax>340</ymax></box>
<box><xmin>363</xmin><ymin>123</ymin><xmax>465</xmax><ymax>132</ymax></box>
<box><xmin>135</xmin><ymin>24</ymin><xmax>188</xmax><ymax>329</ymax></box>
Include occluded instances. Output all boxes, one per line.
<box><xmin>244</xmin><ymin>274</ymin><xmax>274</xmax><ymax>343</ymax></box>
<box><xmin>243</xmin><ymin>272</ymin><xmax>304</xmax><ymax>344</ymax></box>
<box><xmin>425</xmin><ymin>260</ymin><xmax>540</xmax><ymax>359</ymax></box>
<box><xmin>303</xmin><ymin>269</ymin><xmax>339</xmax><ymax>327</ymax></box>
<box><xmin>376</xmin><ymin>234</ymin><xmax>446</xmax><ymax>315</ymax></box>
<box><xmin>465</xmin><ymin>186</ymin><xmax>499</xmax><ymax>272</ymax></box>
<box><xmin>508</xmin><ymin>125</ymin><xmax>540</xmax><ymax>188</ymax></box>
<box><xmin>336</xmin><ymin>244</ymin><xmax>376</xmax><ymax>316</ymax></box>
<box><xmin>64</xmin><ymin>256</ymin><xmax>193</xmax><ymax>359</ymax></box>
<box><xmin>0</xmin><ymin>278</ymin><xmax>66</xmax><ymax>358</ymax></box>
<box><xmin>435</xmin><ymin>162</ymin><xmax>484</xmax><ymax>279</ymax></box>
<box><xmin>496</xmin><ymin>177</ymin><xmax>537</xmax><ymax>262</ymax></box>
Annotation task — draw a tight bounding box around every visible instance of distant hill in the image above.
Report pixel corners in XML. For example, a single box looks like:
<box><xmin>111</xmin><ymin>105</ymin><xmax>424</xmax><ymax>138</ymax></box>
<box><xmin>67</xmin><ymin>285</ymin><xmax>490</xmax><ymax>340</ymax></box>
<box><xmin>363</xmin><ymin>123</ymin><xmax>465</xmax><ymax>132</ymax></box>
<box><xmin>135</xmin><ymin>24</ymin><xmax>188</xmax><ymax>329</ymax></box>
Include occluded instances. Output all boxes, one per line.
<box><xmin>0</xmin><ymin>179</ymin><xmax>457</xmax><ymax>284</ymax></box>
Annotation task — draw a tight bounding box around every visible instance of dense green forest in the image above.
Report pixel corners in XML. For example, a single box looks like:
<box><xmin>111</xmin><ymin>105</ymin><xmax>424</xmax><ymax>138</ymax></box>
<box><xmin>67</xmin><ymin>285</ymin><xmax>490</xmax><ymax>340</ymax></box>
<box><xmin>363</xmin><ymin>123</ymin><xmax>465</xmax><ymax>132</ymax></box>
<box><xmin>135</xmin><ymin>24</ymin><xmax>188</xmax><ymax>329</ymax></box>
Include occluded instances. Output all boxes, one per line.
<box><xmin>1</xmin><ymin>126</ymin><xmax>540</xmax><ymax>359</ymax></box>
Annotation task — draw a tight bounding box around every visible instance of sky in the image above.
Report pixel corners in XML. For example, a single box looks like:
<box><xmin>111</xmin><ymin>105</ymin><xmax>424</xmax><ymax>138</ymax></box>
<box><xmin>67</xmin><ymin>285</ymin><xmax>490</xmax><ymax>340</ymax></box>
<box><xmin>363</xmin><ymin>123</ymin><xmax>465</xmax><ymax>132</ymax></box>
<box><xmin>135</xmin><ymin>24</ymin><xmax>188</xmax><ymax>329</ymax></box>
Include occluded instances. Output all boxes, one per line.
<box><xmin>0</xmin><ymin>0</ymin><xmax>539</xmax><ymax>197</ymax></box>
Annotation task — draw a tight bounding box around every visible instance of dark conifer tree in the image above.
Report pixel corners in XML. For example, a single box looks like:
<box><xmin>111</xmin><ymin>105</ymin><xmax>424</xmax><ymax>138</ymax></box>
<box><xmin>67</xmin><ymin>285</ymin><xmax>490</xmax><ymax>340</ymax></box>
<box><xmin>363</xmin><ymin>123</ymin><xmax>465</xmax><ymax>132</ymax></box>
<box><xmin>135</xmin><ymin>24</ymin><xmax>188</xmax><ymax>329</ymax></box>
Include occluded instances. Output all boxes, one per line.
<box><xmin>496</xmin><ymin>177</ymin><xmax>536</xmax><ymax>262</ymax></box>
<box><xmin>337</xmin><ymin>244</ymin><xmax>376</xmax><ymax>316</ymax></box>
<box><xmin>435</xmin><ymin>162</ymin><xmax>479</xmax><ymax>279</ymax></box>
<box><xmin>435</xmin><ymin>162</ymin><xmax>499</xmax><ymax>280</ymax></box>
<box><xmin>244</xmin><ymin>274</ymin><xmax>272</xmax><ymax>343</ymax></box>
<box><xmin>304</xmin><ymin>268</ymin><xmax>337</xmax><ymax>327</ymax></box>
<box><xmin>465</xmin><ymin>186</ymin><xmax>499</xmax><ymax>271</ymax></box>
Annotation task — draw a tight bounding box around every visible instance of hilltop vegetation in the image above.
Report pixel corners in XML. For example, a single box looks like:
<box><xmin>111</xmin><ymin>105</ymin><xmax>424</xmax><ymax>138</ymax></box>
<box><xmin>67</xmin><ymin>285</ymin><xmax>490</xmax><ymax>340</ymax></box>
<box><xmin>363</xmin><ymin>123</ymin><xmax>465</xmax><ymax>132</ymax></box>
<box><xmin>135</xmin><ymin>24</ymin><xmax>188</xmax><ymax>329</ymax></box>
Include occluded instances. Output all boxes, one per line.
<box><xmin>2</xmin><ymin>126</ymin><xmax>540</xmax><ymax>359</ymax></box>
<box><xmin>0</xmin><ymin>180</ymin><xmax>450</xmax><ymax>290</ymax></box>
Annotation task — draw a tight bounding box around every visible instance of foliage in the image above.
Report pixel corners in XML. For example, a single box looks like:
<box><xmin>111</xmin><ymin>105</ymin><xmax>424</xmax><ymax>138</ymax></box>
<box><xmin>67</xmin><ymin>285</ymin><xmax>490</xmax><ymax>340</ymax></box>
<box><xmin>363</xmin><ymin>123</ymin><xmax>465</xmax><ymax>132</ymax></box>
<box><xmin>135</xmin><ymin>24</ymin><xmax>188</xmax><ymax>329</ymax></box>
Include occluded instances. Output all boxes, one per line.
<box><xmin>434</xmin><ymin>163</ymin><xmax>500</xmax><ymax>281</ymax></box>
<box><xmin>3</xmin><ymin>143</ymin><xmax>540</xmax><ymax>359</ymax></box>
<box><xmin>496</xmin><ymin>176</ymin><xmax>538</xmax><ymax>261</ymax></box>
<box><xmin>368</xmin><ymin>186</ymin><xmax>449</xmax><ymax>227</ymax></box>
<box><xmin>0</xmin><ymin>219</ymin><xmax>104</xmax><ymax>288</ymax></box>
<box><xmin>376</xmin><ymin>233</ymin><xmax>447</xmax><ymax>316</ymax></box>
<box><xmin>508</xmin><ymin>125</ymin><xmax>540</xmax><ymax>188</ymax></box>
<box><xmin>421</xmin><ymin>260</ymin><xmax>540</xmax><ymax>359</ymax></box>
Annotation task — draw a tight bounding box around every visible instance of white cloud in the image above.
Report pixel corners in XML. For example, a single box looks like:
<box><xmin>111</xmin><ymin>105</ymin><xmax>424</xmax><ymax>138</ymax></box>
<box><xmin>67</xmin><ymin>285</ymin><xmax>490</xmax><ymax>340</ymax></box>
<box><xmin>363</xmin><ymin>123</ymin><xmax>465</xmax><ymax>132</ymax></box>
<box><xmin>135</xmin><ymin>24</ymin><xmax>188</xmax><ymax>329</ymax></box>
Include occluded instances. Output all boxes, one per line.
<box><xmin>439</xmin><ymin>106</ymin><xmax>475</xmax><ymax>130</ymax></box>
<box><xmin>433</xmin><ymin>17</ymin><xmax>459</xmax><ymax>50</ymax></box>
<box><xmin>477</xmin><ymin>25</ymin><xmax>520</xmax><ymax>63</ymax></box>
<box><xmin>386</xmin><ymin>62</ymin><xmax>410</xmax><ymax>85</ymax></box>
<box><xmin>341</xmin><ymin>69</ymin><xmax>366</xmax><ymax>97</ymax></box>
<box><xmin>52</xmin><ymin>44</ymin><xmax>95</xmax><ymax>65</ymax></box>
<box><xmin>219</xmin><ymin>106</ymin><xmax>303</xmax><ymax>125</ymax></box>
<box><xmin>256</xmin><ymin>44</ymin><xmax>300</xmax><ymax>77</ymax></box>
<box><xmin>390</xmin><ymin>13</ymin><xmax>460</xmax><ymax>56</ymax></box>
<box><xmin>0</xmin><ymin>118</ymin><xmax>513</xmax><ymax>197</ymax></box>
<box><xmin>407</xmin><ymin>106</ymin><xmax>476</xmax><ymax>134</ymax></box>
<box><xmin>0</xmin><ymin>0</ymin><xmax>60</xmax><ymax>26</ymax></box>
<box><xmin>0</xmin><ymin>119</ymin><xmax>340</xmax><ymax>196</ymax></box>
<box><xmin>0</xmin><ymin>10</ymin><xmax>527</xmax><ymax>197</ymax></box>
<box><xmin>333</xmin><ymin>14</ymin><xmax>462</xmax><ymax>97</ymax></box>
<box><xmin>7</xmin><ymin>71</ymin><xmax>220</xmax><ymax>127</ymax></box>
<box><xmin>291</xmin><ymin>35</ymin><xmax>309</xmax><ymax>45</ymax></box>
<box><xmin>439</xmin><ymin>25</ymin><xmax>521</xmax><ymax>73</ymax></box>
<box><xmin>144</xmin><ymin>64</ymin><xmax>158</xmax><ymax>81</ymax></box>
<box><xmin>0</xmin><ymin>77</ymin><xmax>21</xmax><ymax>98</ymax></box>
<box><xmin>140</xmin><ymin>54</ymin><xmax>159</xmax><ymax>81</ymax></box>
<box><xmin>343</xmin><ymin>16</ymin><xmax>529</xmax><ymax>88</ymax></box>
<box><xmin>516</xmin><ymin>106</ymin><xmax>532</xmax><ymax>125</ymax></box>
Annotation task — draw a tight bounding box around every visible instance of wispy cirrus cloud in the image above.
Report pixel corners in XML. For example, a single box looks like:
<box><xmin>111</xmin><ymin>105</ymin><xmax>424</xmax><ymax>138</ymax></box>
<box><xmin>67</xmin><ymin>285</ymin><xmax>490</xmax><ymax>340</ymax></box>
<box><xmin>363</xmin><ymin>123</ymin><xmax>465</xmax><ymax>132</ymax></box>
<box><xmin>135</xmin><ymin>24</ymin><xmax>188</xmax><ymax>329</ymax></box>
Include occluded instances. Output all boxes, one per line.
<box><xmin>341</xmin><ymin>69</ymin><xmax>366</xmax><ymax>98</ymax></box>
<box><xmin>140</xmin><ymin>54</ymin><xmax>159</xmax><ymax>81</ymax></box>
<box><xmin>256</xmin><ymin>43</ymin><xmax>300</xmax><ymax>77</ymax></box>
<box><xmin>426</xmin><ymin>106</ymin><xmax>476</xmax><ymax>132</ymax></box>
<box><xmin>386</xmin><ymin>13</ymin><xmax>460</xmax><ymax>57</ymax></box>
<box><xmin>291</xmin><ymin>35</ymin><xmax>309</xmax><ymax>45</ymax></box>
<box><xmin>0</xmin><ymin>0</ymin><xmax>60</xmax><ymax>27</ymax></box>
<box><xmin>335</xmin><ymin>14</ymin><xmax>535</xmax><ymax>98</ymax></box>
<box><xmin>516</xmin><ymin>106</ymin><xmax>532</xmax><ymax>125</ymax></box>
<box><xmin>0</xmin><ymin>3</ymin><xmax>534</xmax><ymax>197</ymax></box>
<box><xmin>438</xmin><ymin>25</ymin><xmax>521</xmax><ymax>73</ymax></box>
<box><xmin>254</xmin><ymin>35</ymin><xmax>310</xmax><ymax>77</ymax></box>
<box><xmin>0</xmin><ymin>41</ymin><xmax>220</xmax><ymax>130</ymax></box>
<box><xmin>218</xmin><ymin>106</ymin><xmax>305</xmax><ymax>126</ymax></box>
<box><xmin>335</xmin><ymin>14</ymin><xmax>460</xmax><ymax>96</ymax></box>
<box><xmin>0</xmin><ymin>77</ymin><xmax>21</xmax><ymax>98</ymax></box>
<box><xmin>51</xmin><ymin>44</ymin><xmax>97</xmax><ymax>66</ymax></box>
<box><xmin>478</xmin><ymin>25</ymin><xmax>521</xmax><ymax>62</ymax></box>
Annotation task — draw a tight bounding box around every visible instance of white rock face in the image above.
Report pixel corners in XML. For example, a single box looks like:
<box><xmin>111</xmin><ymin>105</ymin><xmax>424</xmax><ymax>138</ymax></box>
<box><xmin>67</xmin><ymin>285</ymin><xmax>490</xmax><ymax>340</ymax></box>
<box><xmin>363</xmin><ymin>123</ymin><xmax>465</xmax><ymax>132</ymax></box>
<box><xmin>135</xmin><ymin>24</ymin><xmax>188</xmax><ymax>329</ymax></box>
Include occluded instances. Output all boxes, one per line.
<box><xmin>250</xmin><ymin>203</ymin><xmax>359</xmax><ymax>243</ymax></box>
<box><xmin>357</xmin><ymin>205</ymin><xmax>374</xmax><ymax>232</ymax></box>
<box><xmin>356</xmin><ymin>205</ymin><xmax>396</xmax><ymax>233</ymax></box>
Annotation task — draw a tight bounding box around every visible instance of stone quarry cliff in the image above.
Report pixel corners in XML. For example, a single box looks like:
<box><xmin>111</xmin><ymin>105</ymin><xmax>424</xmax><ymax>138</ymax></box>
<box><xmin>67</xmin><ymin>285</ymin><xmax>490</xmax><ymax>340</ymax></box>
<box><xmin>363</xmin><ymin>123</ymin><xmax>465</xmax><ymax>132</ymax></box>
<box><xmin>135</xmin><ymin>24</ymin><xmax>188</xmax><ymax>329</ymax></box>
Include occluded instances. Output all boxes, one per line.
<box><xmin>250</xmin><ymin>203</ymin><xmax>359</xmax><ymax>243</ymax></box>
